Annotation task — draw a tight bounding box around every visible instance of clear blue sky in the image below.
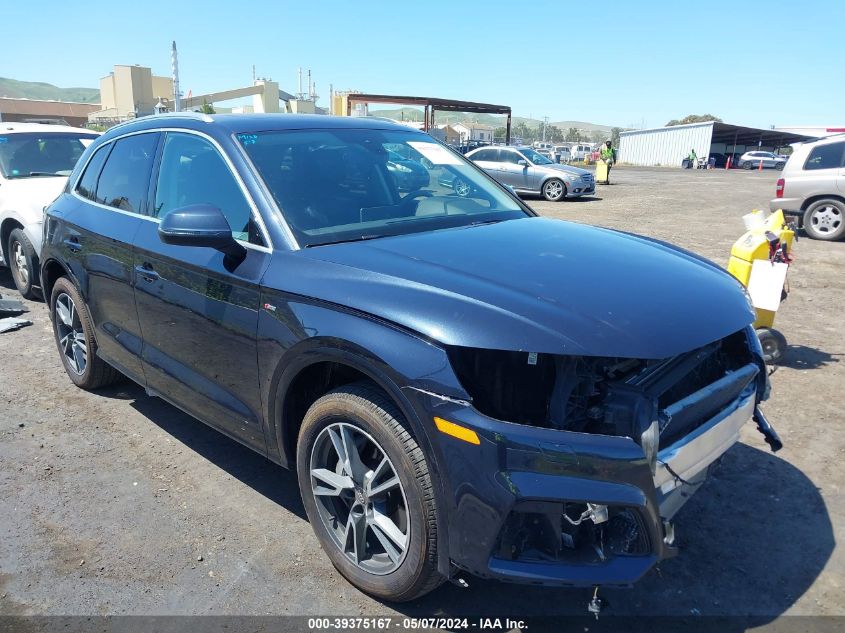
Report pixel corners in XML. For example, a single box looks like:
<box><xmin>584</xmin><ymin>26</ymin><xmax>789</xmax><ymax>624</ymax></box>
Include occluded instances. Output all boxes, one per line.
<box><xmin>3</xmin><ymin>0</ymin><xmax>842</xmax><ymax>128</ymax></box>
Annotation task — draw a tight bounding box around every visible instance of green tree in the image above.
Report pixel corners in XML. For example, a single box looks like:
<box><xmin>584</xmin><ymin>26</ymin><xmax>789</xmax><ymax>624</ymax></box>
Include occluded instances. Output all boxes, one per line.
<box><xmin>494</xmin><ymin>126</ymin><xmax>507</xmax><ymax>142</ymax></box>
<box><xmin>666</xmin><ymin>114</ymin><xmax>722</xmax><ymax>126</ymax></box>
<box><xmin>611</xmin><ymin>127</ymin><xmax>622</xmax><ymax>145</ymax></box>
<box><xmin>199</xmin><ymin>101</ymin><xmax>216</xmax><ymax>115</ymax></box>
<box><xmin>565</xmin><ymin>127</ymin><xmax>581</xmax><ymax>142</ymax></box>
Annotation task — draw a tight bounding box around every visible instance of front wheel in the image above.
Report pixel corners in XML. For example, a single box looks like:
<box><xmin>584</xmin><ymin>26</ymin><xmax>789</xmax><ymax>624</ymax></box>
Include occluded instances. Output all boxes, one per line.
<box><xmin>7</xmin><ymin>228</ymin><xmax>39</xmax><ymax>299</ymax></box>
<box><xmin>803</xmin><ymin>199</ymin><xmax>845</xmax><ymax>241</ymax></box>
<box><xmin>297</xmin><ymin>383</ymin><xmax>442</xmax><ymax>602</ymax></box>
<box><xmin>542</xmin><ymin>178</ymin><xmax>566</xmax><ymax>201</ymax></box>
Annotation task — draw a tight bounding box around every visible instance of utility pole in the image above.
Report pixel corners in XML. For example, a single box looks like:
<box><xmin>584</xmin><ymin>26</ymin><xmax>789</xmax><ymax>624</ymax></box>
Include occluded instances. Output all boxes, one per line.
<box><xmin>171</xmin><ymin>41</ymin><xmax>181</xmax><ymax>112</ymax></box>
<box><xmin>542</xmin><ymin>116</ymin><xmax>549</xmax><ymax>142</ymax></box>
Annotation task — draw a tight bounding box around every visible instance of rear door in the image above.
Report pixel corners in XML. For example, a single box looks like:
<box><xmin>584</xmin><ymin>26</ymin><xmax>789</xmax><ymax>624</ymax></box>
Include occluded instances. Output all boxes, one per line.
<box><xmin>50</xmin><ymin>132</ymin><xmax>160</xmax><ymax>382</ymax></box>
<box><xmin>801</xmin><ymin>141</ymin><xmax>845</xmax><ymax>196</ymax></box>
<box><xmin>132</xmin><ymin>131</ymin><xmax>271</xmax><ymax>452</ymax></box>
<box><xmin>468</xmin><ymin>148</ymin><xmax>501</xmax><ymax>181</ymax></box>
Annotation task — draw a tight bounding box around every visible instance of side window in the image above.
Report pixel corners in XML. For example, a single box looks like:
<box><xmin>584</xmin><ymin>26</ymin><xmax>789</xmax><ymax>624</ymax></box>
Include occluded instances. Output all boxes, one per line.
<box><xmin>804</xmin><ymin>142</ymin><xmax>845</xmax><ymax>171</ymax></box>
<box><xmin>501</xmin><ymin>151</ymin><xmax>524</xmax><ymax>165</ymax></box>
<box><xmin>94</xmin><ymin>133</ymin><xmax>159</xmax><ymax>213</ymax></box>
<box><xmin>154</xmin><ymin>132</ymin><xmax>261</xmax><ymax>245</ymax></box>
<box><xmin>76</xmin><ymin>143</ymin><xmax>112</xmax><ymax>201</ymax></box>
<box><xmin>472</xmin><ymin>149</ymin><xmax>498</xmax><ymax>162</ymax></box>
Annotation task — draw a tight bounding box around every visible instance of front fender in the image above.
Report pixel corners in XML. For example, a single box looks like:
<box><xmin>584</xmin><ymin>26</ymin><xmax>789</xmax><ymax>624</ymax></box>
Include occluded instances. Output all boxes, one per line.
<box><xmin>256</xmin><ymin>294</ymin><xmax>466</xmax><ymax>578</ymax></box>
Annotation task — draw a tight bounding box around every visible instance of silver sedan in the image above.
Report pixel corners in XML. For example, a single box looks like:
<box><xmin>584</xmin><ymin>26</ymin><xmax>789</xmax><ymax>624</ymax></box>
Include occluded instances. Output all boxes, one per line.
<box><xmin>466</xmin><ymin>146</ymin><xmax>595</xmax><ymax>201</ymax></box>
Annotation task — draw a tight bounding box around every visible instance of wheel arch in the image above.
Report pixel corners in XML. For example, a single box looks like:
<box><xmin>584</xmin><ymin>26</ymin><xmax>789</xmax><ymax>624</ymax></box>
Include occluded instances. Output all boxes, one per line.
<box><xmin>40</xmin><ymin>257</ymin><xmax>74</xmax><ymax>303</ymax></box>
<box><xmin>0</xmin><ymin>216</ymin><xmax>24</xmax><ymax>263</ymax></box>
<box><xmin>801</xmin><ymin>193</ymin><xmax>845</xmax><ymax>212</ymax></box>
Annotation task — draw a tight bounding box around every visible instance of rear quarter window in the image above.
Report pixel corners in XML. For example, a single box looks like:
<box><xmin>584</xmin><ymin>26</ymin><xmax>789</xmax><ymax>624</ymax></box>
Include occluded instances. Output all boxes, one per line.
<box><xmin>804</xmin><ymin>142</ymin><xmax>845</xmax><ymax>171</ymax></box>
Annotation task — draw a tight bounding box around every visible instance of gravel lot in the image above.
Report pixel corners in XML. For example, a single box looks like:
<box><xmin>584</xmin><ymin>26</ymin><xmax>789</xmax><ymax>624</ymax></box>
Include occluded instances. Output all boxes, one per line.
<box><xmin>1</xmin><ymin>166</ymin><xmax>843</xmax><ymax>623</ymax></box>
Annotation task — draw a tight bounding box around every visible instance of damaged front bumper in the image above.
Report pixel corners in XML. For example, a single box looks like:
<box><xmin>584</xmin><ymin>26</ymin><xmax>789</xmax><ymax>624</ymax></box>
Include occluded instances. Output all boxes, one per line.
<box><xmin>408</xmin><ymin>367</ymin><xmax>773</xmax><ymax>588</ymax></box>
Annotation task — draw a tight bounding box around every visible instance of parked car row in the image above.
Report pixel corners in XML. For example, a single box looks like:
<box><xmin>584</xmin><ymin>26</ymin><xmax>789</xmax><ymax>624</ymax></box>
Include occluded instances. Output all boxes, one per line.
<box><xmin>2</xmin><ymin>112</ymin><xmax>777</xmax><ymax>604</ymax></box>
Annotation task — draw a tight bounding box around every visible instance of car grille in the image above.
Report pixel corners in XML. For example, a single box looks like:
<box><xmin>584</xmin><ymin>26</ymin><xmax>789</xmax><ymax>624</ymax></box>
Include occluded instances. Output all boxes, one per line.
<box><xmin>581</xmin><ymin>174</ymin><xmax>594</xmax><ymax>182</ymax></box>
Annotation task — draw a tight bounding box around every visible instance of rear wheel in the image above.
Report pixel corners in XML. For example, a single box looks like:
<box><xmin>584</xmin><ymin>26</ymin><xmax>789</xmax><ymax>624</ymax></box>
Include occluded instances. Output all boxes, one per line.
<box><xmin>297</xmin><ymin>383</ymin><xmax>442</xmax><ymax>601</ymax></box>
<box><xmin>803</xmin><ymin>199</ymin><xmax>845</xmax><ymax>241</ymax></box>
<box><xmin>50</xmin><ymin>277</ymin><xmax>121</xmax><ymax>389</ymax></box>
<box><xmin>542</xmin><ymin>178</ymin><xmax>566</xmax><ymax>201</ymax></box>
<box><xmin>7</xmin><ymin>228</ymin><xmax>38</xmax><ymax>299</ymax></box>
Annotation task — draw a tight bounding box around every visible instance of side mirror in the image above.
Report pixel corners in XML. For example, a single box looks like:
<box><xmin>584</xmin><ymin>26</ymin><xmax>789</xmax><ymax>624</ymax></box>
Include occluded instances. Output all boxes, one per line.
<box><xmin>158</xmin><ymin>204</ymin><xmax>245</xmax><ymax>260</ymax></box>
<box><xmin>517</xmin><ymin>160</ymin><xmax>528</xmax><ymax>167</ymax></box>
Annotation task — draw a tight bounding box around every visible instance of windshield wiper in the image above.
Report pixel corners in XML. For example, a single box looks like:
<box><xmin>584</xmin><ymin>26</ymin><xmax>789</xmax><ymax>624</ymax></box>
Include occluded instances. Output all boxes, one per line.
<box><xmin>24</xmin><ymin>172</ymin><xmax>59</xmax><ymax>177</ymax></box>
<box><xmin>306</xmin><ymin>234</ymin><xmax>385</xmax><ymax>247</ymax></box>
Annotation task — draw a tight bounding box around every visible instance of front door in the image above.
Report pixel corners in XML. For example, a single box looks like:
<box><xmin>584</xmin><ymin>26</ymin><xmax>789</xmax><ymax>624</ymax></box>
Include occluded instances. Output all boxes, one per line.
<box><xmin>133</xmin><ymin>131</ymin><xmax>271</xmax><ymax>452</ymax></box>
<box><xmin>496</xmin><ymin>149</ymin><xmax>531</xmax><ymax>190</ymax></box>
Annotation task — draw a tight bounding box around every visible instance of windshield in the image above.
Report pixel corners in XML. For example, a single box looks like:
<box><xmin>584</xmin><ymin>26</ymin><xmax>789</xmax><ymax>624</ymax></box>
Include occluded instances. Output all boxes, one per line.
<box><xmin>520</xmin><ymin>148</ymin><xmax>554</xmax><ymax>165</ymax></box>
<box><xmin>238</xmin><ymin>129</ymin><xmax>527</xmax><ymax>247</ymax></box>
<box><xmin>0</xmin><ymin>132</ymin><xmax>97</xmax><ymax>179</ymax></box>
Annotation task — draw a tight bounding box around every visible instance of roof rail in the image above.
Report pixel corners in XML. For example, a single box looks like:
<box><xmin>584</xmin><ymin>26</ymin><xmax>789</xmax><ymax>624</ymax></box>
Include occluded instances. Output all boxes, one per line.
<box><xmin>152</xmin><ymin>111</ymin><xmax>214</xmax><ymax>123</ymax></box>
<box><xmin>104</xmin><ymin>111</ymin><xmax>214</xmax><ymax>133</ymax></box>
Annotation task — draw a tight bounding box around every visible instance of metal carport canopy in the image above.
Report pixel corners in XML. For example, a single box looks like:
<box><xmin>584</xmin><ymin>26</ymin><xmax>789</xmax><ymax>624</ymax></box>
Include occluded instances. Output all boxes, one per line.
<box><xmin>345</xmin><ymin>93</ymin><xmax>512</xmax><ymax>142</ymax></box>
<box><xmin>711</xmin><ymin>122</ymin><xmax>812</xmax><ymax>148</ymax></box>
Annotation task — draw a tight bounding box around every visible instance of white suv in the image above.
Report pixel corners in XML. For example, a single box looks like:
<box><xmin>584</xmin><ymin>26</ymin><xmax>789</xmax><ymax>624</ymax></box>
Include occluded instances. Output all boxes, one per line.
<box><xmin>0</xmin><ymin>123</ymin><xmax>97</xmax><ymax>297</ymax></box>
<box><xmin>770</xmin><ymin>134</ymin><xmax>845</xmax><ymax>241</ymax></box>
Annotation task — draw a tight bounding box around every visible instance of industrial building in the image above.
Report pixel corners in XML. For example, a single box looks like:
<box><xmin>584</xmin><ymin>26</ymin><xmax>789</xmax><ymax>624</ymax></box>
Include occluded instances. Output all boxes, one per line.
<box><xmin>618</xmin><ymin>121</ymin><xmax>812</xmax><ymax>167</ymax></box>
<box><xmin>0</xmin><ymin>97</ymin><xmax>100</xmax><ymax>127</ymax></box>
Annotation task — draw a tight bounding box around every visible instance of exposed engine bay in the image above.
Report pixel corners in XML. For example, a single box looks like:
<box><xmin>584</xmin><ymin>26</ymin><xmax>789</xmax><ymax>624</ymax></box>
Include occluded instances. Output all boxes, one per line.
<box><xmin>447</xmin><ymin>328</ymin><xmax>758</xmax><ymax>446</ymax></box>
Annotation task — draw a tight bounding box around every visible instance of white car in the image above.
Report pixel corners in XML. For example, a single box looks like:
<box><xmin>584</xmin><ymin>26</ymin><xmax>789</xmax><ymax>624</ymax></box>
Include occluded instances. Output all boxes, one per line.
<box><xmin>0</xmin><ymin>123</ymin><xmax>98</xmax><ymax>298</ymax></box>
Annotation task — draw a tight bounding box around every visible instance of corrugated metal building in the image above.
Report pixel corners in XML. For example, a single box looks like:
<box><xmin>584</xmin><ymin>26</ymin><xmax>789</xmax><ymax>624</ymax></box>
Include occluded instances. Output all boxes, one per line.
<box><xmin>619</xmin><ymin>121</ymin><xmax>812</xmax><ymax>167</ymax></box>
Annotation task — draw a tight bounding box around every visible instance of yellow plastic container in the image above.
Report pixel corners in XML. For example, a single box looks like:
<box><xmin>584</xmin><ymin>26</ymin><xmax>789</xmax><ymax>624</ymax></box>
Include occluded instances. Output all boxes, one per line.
<box><xmin>727</xmin><ymin>209</ymin><xmax>794</xmax><ymax>329</ymax></box>
<box><xmin>595</xmin><ymin>159</ymin><xmax>609</xmax><ymax>184</ymax></box>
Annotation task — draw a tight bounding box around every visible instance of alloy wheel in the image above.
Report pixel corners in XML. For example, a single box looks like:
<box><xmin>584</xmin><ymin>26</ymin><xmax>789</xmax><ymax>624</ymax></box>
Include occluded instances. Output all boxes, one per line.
<box><xmin>55</xmin><ymin>293</ymin><xmax>87</xmax><ymax>375</ymax></box>
<box><xmin>544</xmin><ymin>179</ymin><xmax>564</xmax><ymax>200</ymax></box>
<box><xmin>309</xmin><ymin>422</ymin><xmax>409</xmax><ymax>575</ymax></box>
<box><xmin>810</xmin><ymin>205</ymin><xmax>842</xmax><ymax>235</ymax></box>
<box><xmin>11</xmin><ymin>240</ymin><xmax>29</xmax><ymax>287</ymax></box>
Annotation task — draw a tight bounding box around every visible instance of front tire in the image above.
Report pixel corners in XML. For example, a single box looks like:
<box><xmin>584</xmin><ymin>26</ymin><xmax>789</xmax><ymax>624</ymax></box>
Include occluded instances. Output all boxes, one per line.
<box><xmin>297</xmin><ymin>383</ymin><xmax>442</xmax><ymax>602</ymax></box>
<box><xmin>542</xmin><ymin>178</ymin><xmax>566</xmax><ymax>201</ymax></box>
<box><xmin>803</xmin><ymin>199</ymin><xmax>845</xmax><ymax>241</ymax></box>
<box><xmin>7</xmin><ymin>228</ymin><xmax>38</xmax><ymax>299</ymax></box>
<box><xmin>50</xmin><ymin>277</ymin><xmax>121</xmax><ymax>389</ymax></box>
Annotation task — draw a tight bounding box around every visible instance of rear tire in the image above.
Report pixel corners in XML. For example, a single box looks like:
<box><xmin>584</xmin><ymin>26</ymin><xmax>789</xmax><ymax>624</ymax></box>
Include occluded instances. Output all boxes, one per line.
<box><xmin>296</xmin><ymin>383</ymin><xmax>443</xmax><ymax>602</ymax></box>
<box><xmin>7</xmin><ymin>228</ymin><xmax>39</xmax><ymax>300</ymax></box>
<box><xmin>50</xmin><ymin>277</ymin><xmax>121</xmax><ymax>389</ymax></box>
<box><xmin>803</xmin><ymin>199</ymin><xmax>845</xmax><ymax>241</ymax></box>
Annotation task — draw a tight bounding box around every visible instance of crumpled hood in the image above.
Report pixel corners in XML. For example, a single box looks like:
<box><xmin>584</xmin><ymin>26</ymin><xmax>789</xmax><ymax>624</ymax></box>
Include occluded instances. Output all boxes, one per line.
<box><xmin>281</xmin><ymin>217</ymin><xmax>754</xmax><ymax>359</ymax></box>
<box><xmin>0</xmin><ymin>177</ymin><xmax>67</xmax><ymax>223</ymax></box>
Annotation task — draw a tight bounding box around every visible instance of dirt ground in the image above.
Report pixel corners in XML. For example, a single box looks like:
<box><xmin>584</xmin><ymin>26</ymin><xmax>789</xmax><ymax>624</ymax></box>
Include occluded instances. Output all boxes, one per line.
<box><xmin>1</xmin><ymin>167</ymin><xmax>843</xmax><ymax>624</ymax></box>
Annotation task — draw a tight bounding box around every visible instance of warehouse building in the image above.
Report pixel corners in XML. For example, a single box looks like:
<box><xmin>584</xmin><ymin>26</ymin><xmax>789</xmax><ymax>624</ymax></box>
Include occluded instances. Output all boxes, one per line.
<box><xmin>618</xmin><ymin>121</ymin><xmax>812</xmax><ymax>167</ymax></box>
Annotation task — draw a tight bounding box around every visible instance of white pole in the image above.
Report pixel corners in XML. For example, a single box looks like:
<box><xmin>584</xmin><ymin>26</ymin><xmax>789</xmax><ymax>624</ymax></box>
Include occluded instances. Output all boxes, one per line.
<box><xmin>171</xmin><ymin>41</ymin><xmax>181</xmax><ymax>112</ymax></box>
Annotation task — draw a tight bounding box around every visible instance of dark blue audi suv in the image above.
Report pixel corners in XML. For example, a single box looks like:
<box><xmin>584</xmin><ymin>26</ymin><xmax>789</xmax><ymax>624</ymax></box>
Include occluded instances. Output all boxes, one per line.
<box><xmin>40</xmin><ymin>113</ymin><xmax>779</xmax><ymax>601</ymax></box>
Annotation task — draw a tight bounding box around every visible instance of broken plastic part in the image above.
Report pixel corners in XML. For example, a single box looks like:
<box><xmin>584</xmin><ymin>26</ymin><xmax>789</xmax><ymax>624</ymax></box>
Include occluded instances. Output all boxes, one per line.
<box><xmin>753</xmin><ymin>406</ymin><xmax>783</xmax><ymax>452</ymax></box>
<box><xmin>563</xmin><ymin>503</ymin><xmax>609</xmax><ymax>526</ymax></box>
<box><xmin>588</xmin><ymin>586</ymin><xmax>603</xmax><ymax>618</ymax></box>
<box><xmin>663</xmin><ymin>520</ymin><xmax>675</xmax><ymax>546</ymax></box>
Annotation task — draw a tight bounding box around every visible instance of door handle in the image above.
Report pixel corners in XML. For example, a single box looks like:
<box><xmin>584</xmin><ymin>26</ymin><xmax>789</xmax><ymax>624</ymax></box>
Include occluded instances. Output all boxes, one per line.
<box><xmin>134</xmin><ymin>263</ymin><xmax>160</xmax><ymax>282</ymax></box>
<box><xmin>63</xmin><ymin>237</ymin><xmax>81</xmax><ymax>252</ymax></box>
